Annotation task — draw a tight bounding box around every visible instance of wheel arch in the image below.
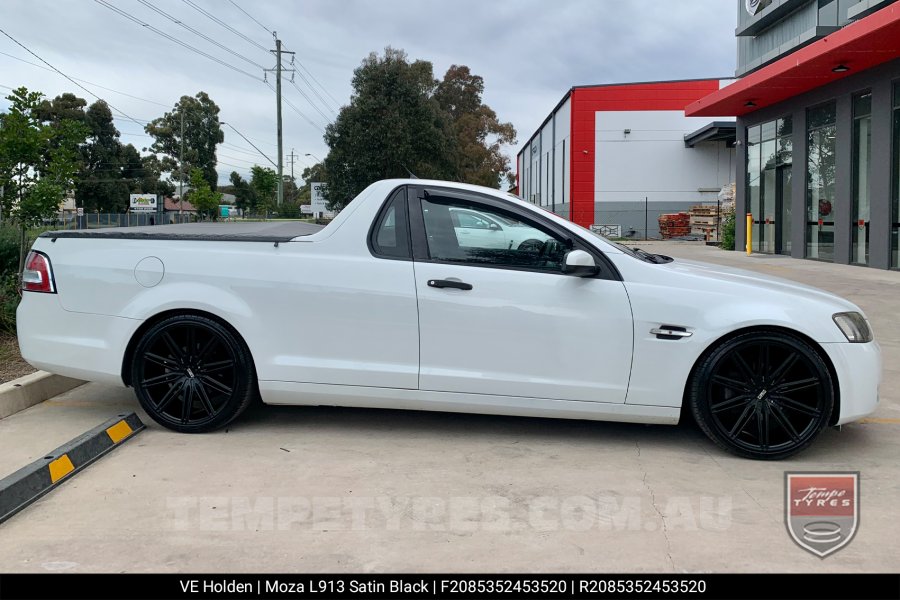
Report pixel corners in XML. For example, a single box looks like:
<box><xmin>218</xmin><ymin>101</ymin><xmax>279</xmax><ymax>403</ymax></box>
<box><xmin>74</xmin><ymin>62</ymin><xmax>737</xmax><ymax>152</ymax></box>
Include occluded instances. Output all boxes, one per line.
<box><xmin>121</xmin><ymin>308</ymin><xmax>257</xmax><ymax>387</ymax></box>
<box><xmin>681</xmin><ymin>325</ymin><xmax>841</xmax><ymax>426</ymax></box>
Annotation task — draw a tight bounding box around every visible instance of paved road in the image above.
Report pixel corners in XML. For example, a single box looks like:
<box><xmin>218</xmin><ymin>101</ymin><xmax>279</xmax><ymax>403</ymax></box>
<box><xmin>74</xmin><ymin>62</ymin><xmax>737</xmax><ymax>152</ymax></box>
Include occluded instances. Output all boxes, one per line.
<box><xmin>0</xmin><ymin>242</ymin><xmax>897</xmax><ymax>572</ymax></box>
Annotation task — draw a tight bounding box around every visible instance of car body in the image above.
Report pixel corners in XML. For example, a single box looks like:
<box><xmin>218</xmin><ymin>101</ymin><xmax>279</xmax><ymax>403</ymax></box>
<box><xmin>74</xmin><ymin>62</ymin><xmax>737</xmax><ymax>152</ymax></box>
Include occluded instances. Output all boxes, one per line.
<box><xmin>16</xmin><ymin>179</ymin><xmax>880</xmax><ymax>458</ymax></box>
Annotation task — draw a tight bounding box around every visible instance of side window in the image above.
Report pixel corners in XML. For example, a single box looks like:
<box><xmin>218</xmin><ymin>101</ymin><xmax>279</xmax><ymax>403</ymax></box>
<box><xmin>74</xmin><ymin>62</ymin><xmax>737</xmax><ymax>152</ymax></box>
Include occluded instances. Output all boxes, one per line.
<box><xmin>371</xmin><ymin>190</ymin><xmax>410</xmax><ymax>259</ymax></box>
<box><xmin>421</xmin><ymin>197</ymin><xmax>566</xmax><ymax>272</ymax></box>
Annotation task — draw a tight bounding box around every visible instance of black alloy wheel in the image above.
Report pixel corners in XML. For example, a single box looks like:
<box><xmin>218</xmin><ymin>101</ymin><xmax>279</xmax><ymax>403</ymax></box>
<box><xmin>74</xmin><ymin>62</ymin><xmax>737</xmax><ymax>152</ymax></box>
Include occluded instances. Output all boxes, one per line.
<box><xmin>131</xmin><ymin>315</ymin><xmax>256</xmax><ymax>433</ymax></box>
<box><xmin>690</xmin><ymin>331</ymin><xmax>833</xmax><ymax>460</ymax></box>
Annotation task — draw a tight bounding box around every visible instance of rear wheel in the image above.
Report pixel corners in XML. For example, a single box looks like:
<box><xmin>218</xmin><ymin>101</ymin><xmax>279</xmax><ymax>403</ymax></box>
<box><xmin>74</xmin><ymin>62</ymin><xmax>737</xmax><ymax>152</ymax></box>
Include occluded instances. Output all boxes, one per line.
<box><xmin>689</xmin><ymin>331</ymin><xmax>833</xmax><ymax>460</ymax></box>
<box><xmin>131</xmin><ymin>315</ymin><xmax>256</xmax><ymax>433</ymax></box>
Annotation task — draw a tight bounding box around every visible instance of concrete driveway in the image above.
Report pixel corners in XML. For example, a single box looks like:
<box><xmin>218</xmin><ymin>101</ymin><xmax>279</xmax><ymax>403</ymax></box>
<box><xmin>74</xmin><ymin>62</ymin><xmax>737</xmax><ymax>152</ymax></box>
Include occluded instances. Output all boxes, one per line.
<box><xmin>0</xmin><ymin>242</ymin><xmax>897</xmax><ymax>573</ymax></box>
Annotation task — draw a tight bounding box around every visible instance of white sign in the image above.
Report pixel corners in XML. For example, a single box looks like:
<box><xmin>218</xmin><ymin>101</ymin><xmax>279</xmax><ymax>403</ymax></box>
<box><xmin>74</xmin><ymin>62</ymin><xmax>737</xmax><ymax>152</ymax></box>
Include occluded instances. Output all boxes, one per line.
<box><xmin>76</xmin><ymin>207</ymin><xmax>84</xmax><ymax>217</ymax></box>
<box><xmin>310</xmin><ymin>182</ymin><xmax>327</xmax><ymax>215</ymax></box>
<box><xmin>130</xmin><ymin>194</ymin><xmax>157</xmax><ymax>213</ymax></box>
<box><xmin>300</xmin><ymin>205</ymin><xmax>313</xmax><ymax>214</ymax></box>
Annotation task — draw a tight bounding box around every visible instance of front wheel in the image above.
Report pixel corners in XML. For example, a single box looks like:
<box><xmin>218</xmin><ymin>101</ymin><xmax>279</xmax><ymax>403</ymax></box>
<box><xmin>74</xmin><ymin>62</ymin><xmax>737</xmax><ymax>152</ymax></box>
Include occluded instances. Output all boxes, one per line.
<box><xmin>131</xmin><ymin>315</ymin><xmax>257</xmax><ymax>433</ymax></box>
<box><xmin>689</xmin><ymin>331</ymin><xmax>834</xmax><ymax>460</ymax></box>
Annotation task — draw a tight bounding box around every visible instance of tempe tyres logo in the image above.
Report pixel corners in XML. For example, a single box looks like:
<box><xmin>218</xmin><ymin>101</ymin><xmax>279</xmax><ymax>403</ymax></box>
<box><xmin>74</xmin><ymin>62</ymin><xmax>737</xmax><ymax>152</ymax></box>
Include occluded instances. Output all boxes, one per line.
<box><xmin>785</xmin><ymin>472</ymin><xmax>859</xmax><ymax>558</ymax></box>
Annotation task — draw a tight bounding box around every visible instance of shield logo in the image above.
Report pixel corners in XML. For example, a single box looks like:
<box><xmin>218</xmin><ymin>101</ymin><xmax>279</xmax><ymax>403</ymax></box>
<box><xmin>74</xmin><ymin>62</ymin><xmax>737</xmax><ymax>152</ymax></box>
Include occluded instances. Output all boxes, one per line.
<box><xmin>785</xmin><ymin>472</ymin><xmax>859</xmax><ymax>558</ymax></box>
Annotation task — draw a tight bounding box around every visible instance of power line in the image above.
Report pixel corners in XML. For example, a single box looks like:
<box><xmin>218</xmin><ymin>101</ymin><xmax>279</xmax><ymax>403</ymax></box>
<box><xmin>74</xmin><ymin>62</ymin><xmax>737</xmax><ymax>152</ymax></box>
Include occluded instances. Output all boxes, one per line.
<box><xmin>135</xmin><ymin>0</ymin><xmax>266</xmax><ymax>71</ymax></box>
<box><xmin>94</xmin><ymin>0</ymin><xmax>263</xmax><ymax>82</ymax></box>
<box><xmin>0</xmin><ymin>27</ymin><xmax>146</xmax><ymax>129</ymax></box>
<box><xmin>285</xmin><ymin>50</ymin><xmax>341</xmax><ymax>112</ymax></box>
<box><xmin>292</xmin><ymin>66</ymin><xmax>337</xmax><ymax>116</ymax></box>
<box><xmin>227</xmin><ymin>0</ymin><xmax>274</xmax><ymax>37</ymax></box>
<box><xmin>181</xmin><ymin>0</ymin><xmax>269</xmax><ymax>53</ymax></box>
<box><xmin>289</xmin><ymin>77</ymin><xmax>332</xmax><ymax>123</ymax></box>
<box><xmin>0</xmin><ymin>50</ymin><xmax>172</xmax><ymax>108</ymax></box>
<box><xmin>221</xmin><ymin>122</ymin><xmax>276</xmax><ymax>167</ymax></box>
<box><xmin>266</xmin><ymin>80</ymin><xmax>324</xmax><ymax>132</ymax></box>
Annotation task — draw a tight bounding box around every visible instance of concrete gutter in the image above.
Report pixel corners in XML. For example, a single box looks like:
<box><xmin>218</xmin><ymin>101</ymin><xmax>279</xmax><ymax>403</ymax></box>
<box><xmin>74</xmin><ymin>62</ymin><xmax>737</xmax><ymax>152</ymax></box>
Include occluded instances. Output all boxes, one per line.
<box><xmin>0</xmin><ymin>371</ymin><xmax>85</xmax><ymax>420</ymax></box>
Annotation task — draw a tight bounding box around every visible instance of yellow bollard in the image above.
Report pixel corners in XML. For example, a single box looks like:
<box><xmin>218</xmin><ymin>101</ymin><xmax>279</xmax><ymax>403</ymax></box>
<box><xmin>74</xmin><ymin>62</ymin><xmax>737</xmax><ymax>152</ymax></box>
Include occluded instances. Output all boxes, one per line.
<box><xmin>746</xmin><ymin>213</ymin><xmax>752</xmax><ymax>256</ymax></box>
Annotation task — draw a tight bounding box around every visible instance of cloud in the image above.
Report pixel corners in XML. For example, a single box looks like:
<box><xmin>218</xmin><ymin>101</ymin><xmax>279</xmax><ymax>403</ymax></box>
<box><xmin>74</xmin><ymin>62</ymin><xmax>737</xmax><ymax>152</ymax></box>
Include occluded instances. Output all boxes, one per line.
<box><xmin>1</xmin><ymin>0</ymin><xmax>736</xmax><ymax>185</ymax></box>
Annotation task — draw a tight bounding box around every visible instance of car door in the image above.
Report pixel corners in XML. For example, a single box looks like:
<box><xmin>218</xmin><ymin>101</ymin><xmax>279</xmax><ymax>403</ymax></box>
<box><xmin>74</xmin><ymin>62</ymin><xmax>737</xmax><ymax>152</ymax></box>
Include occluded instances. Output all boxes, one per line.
<box><xmin>410</xmin><ymin>186</ymin><xmax>634</xmax><ymax>404</ymax></box>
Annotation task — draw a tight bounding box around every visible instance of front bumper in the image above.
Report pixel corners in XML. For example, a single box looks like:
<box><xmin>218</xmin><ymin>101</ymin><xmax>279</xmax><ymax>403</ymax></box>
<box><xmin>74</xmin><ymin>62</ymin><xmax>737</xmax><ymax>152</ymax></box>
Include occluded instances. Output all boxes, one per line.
<box><xmin>821</xmin><ymin>340</ymin><xmax>881</xmax><ymax>425</ymax></box>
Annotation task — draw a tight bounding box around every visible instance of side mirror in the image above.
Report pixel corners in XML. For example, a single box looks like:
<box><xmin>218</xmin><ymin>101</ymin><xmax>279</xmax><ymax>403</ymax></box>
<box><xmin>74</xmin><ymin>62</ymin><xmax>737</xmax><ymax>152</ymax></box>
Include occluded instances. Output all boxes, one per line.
<box><xmin>489</xmin><ymin>222</ymin><xmax>502</xmax><ymax>231</ymax></box>
<box><xmin>562</xmin><ymin>249</ymin><xmax>598</xmax><ymax>277</ymax></box>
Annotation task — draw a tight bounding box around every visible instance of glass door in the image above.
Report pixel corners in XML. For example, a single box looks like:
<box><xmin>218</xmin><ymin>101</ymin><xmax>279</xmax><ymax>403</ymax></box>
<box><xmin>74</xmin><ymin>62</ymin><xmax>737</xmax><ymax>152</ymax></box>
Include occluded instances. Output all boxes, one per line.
<box><xmin>776</xmin><ymin>165</ymin><xmax>792</xmax><ymax>255</ymax></box>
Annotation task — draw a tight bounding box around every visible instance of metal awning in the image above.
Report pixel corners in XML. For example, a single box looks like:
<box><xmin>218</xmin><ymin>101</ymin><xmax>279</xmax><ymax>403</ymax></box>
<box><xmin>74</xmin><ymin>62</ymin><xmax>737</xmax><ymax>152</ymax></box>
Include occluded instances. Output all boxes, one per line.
<box><xmin>685</xmin><ymin>3</ymin><xmax>900</xmax><ymax>117</ymax></box>
<box><xmin>684</xmin><ymin>121</ymin><xmax>737</xmax><ymax>147</ymax></box>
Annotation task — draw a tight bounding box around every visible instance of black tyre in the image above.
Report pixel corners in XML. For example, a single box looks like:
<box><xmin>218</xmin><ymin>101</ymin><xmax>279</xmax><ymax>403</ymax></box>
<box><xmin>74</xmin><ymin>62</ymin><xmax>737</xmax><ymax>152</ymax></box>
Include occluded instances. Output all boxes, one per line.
<box><xmin>517</xmin><ymin>239</ymin><xmax>545</xmax><ymax>252</ymax></box>
<box><xmin>130</xmin><ymin>314</ymin><xmax>257</xmax><ymax>433</ymax></box>
<box><xmin>689</xmin><ymin>331</ymin><xmax>834</xmax><ymax>460</ymax></box>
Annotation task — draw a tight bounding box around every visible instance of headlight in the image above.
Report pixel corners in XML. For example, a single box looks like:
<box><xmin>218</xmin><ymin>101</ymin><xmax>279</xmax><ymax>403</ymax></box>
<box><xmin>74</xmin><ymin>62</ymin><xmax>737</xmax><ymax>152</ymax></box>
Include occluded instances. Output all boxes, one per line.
<box><xmin>832</xmin><ymin>312</ymin><xmax>873</xmax><ymax>343</ymax></box>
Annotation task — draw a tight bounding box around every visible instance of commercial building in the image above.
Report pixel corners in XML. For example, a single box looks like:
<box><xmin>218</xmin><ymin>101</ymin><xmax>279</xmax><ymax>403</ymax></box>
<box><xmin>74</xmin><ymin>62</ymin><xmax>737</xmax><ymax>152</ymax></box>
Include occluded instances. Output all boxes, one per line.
<box><xmin>687</xmin><ymin>0</ymin><xmax>900</xmax><ymax>268</ymax></box>
<box><xmin>516</xmin><ymin>79</ymin><xmax>736</xmax><ymax>238</ymax></box>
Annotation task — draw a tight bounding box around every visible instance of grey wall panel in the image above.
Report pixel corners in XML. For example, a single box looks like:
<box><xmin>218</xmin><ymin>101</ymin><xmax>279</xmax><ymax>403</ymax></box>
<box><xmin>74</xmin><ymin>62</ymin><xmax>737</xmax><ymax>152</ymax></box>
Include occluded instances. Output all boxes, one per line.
<box><xmin>869</xmin><ymin>79</ymin><xmax>893</xmax><ymax>269</ymax></box>
<box><xmin>834</xmin><ymin>94</ymin><xmax>853</xmax><ymax>264</ymax></box>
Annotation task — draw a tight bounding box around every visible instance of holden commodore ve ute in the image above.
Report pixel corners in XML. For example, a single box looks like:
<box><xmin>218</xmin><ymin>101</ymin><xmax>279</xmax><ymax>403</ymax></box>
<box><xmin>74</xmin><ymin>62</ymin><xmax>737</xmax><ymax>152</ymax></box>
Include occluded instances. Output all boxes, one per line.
<box><xmin>17</xmin><ymin>179</ymin><xmax>880</xmax><ymax>459</ymax></box>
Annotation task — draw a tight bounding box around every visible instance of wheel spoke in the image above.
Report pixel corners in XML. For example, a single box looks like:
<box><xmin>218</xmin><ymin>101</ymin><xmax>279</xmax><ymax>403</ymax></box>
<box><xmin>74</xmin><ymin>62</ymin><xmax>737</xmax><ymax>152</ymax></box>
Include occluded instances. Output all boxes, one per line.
<box><xmin>710</xmin><ymin>393</ymin><xmax>753</xmax><ymax>413</ymax></box>
<box><xmin>757</xmin><ymin>409</ymin><xmax>770</xmax><ymax>450</ymax></box>
<box><xmin>161</xmin><ymin>332</ymin><xmax>185</xmax><ymax>361</ymax></box>
<box><xmin>197</xmin><ymin>334</ymin><xmax>218</xmax><ymax>362</ymax></box>
<box><xmin>759</xmin><ymin>343</ymin><xmax>770</xmax><ymax>374</ymax></box>
<box><xmin>200</xmin><ymin>375</ymin><xmax>232</xmax><ymax>396</ymax></box>
<box><xmin>187</xmin><ymin>325</ymin><xmax>196</xmax><ymax>357</ymax></box>
<box><xmin>145</xmin><ymin>352</ymin><xmax>176</xmax><ymax>369</ymax></box>
<box><xmin>201</xmin><ymin>359</ymin><xmax>234</xmax><ymax>375</ymax></box>
<box><xmin>731</xmin><ymin>350</ymin><xmax>756</xmax><ymax>381</ymax></box>
<box><xmin>142</xmin><ymin>371</ymin><xmax>183</xmax><ymax>388</ymax></box>
<box><xmin>711</xmin><ymin>374</ymin><xmax>750</xmax><ymax>393</ymax></box>
<box><xmin>195</xmin><ymin>380</ymin><xmax>216</xmax><ymax>416</ymax></box>
<box><xmin>155</xmin><ymin>380</ymin><xmax>185</xmax><ymax>413</ymax></box>
<box><xmin>774</xmin><ymin>377</ymin><xmax>820</xmax><ymax>394</ymax></box>
<box><xmin>768</xmin><ymin>352</ymin><xmax>799</xmax><ymax>387</ymax></box>
<box><xmin>181</xmin><ymin>382</ymin><xmax>195</xmax><ymax>423</ymax></box>
<box><xmin>770</xmin><ymin>403</ymin><xmax>801</xmax><ymax>442</ymax></box>
<box><xmin>775</xmin><ymin>395</ymin><xmax>822</xmax><ymax>418</ymax></box>
<box><xmin>729</xmin><ymin>402</ymin><xmax>756</xmax><ymax>437</ymax></box>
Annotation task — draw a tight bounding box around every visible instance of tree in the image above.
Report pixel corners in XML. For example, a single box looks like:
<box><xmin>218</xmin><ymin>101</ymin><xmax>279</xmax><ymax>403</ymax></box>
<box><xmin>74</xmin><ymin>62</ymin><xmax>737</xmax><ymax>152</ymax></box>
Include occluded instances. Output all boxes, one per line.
<box><xmin>0</xmin><ymin>87</ymin><xmax>87</xmax><ymax>270</ymax></box>
<box><xmin>322</xmin><ymin>47</ymin><xmax>454</xmax><ymax>210</ymax></box>
<box><xmin>145</xmin><ymin>92</ymin><xmax>223</xmax><ymax>191</ymax></box>
<box><xmin>76</xmin><ymin>100</ymin><xmax>130</xmax><ymax>212</ymax></box>
<box><xmin>435</xmin><ymin>65</ymin><xmax>516</xmax><ymax>187</ymax></box>
<box><xmin>249</xmin><ymin>165</ymin><xmax>277</xmax><ymax>214</ymax></box>
<box><xmin>186</xmin><ymin>167</ymin><xmax>221</xmax><ymax>219</ymax></box>
<box><xmin>228</xmin><ymin>171</ymin><xmax>256</xmax><ymax>212</ymax></box>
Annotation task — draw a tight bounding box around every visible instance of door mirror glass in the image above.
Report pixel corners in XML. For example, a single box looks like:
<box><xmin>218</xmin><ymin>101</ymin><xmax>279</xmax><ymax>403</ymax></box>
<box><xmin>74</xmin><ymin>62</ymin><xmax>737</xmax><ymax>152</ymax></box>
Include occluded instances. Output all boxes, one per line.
<box><xmin>562</xmin><ymin>250</ymin><xmax>598</xmax><ymax>277</ymax></box>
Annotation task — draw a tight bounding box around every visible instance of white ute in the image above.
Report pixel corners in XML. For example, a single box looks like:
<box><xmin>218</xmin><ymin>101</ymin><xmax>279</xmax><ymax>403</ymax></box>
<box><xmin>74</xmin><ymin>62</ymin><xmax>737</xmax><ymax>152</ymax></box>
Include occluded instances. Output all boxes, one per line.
<box><xmin>17</xmin><ymin>179</ymin><xmax>880</xmax><ymax>459</ymax></box>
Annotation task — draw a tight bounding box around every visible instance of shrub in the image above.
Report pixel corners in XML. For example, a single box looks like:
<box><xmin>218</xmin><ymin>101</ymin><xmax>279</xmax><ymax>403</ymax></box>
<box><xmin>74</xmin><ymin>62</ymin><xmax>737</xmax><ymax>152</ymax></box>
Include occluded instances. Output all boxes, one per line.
<box><xmin>0</xmin><ymin>271</ymin><xmax>19</xmax><ymax>334</ymax></box>
<box><xmin>720</xmin><ymin>212</ymin><xmax>736</xmax><ymax>251</ymax></box>
<box><xmin>0</xmin><ymin>225</ymin><xmax>21</xmax><ymax>277</ymax></box>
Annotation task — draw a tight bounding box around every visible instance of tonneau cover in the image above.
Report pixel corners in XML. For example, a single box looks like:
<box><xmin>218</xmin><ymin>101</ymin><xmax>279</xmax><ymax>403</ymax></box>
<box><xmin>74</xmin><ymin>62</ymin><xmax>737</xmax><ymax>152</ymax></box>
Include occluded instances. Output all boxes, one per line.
<box><xmin>40</xmin><ymin>221</ymin><xmax>324</xmax><ymax>242</ymax></box>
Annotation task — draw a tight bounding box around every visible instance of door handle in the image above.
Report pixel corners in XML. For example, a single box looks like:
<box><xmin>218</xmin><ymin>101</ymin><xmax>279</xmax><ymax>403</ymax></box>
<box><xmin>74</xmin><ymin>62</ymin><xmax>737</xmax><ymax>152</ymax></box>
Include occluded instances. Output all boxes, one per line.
<box><xmin>427</xmin><ymin>279</ymin><xmax>473</xmax><ymax>290</ymax></box>
<box><xmin>650</xmin><ymin>326</ymin><xmax>692</xmax><ymax>340</ymax></box>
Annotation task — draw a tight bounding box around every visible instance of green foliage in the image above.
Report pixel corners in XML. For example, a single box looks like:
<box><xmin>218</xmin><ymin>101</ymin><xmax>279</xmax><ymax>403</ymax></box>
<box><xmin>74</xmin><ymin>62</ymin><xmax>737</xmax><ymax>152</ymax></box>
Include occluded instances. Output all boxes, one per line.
<box><xmin>435</xmin><ymin>65</ymin><xmax>516</xmax><ymax>187</ymax></box>
<box><xmin>296</xmin><ymin>162</ymin><xmax>326</xmax><ymax>205</ymax></box>
<box><xmin>321</xmin><ymin>49</ymin><xmax>517</xmax><ymax>211</ymax></box>
<box><xmin>250</xmin><ymin>165</ymin><xmax>278</xmax><ymax>213</ymax></box>
<box><xmin>323</xmin><ymin>47</ymin><xmax>454</xmax><ymax>211</ymax></box>
<box><xmin>229</xmin><ymin>171</ymin><xmax>257</xmax><ymax>212</ymax></box>
<box><xmin>0</xmin><ymin>226</ymin><xmax>23</xmax><ymax>333</ymax></box>
<box><xmin>145</xmin><ymin>92</ymin><xmax>223</xmax><ymax>191</ymax></box>
<box><xmin>720</xmin><ymin>212</ymin><xmax>736</xmax><ymax>251</ymax></box>
<box><xmin>0</xmin><ymin>86</ymin><xmax>87</xmax><ymax>270</ymax></box>
<box><xmin>187</xmin><ymin>168</ymin><xmax>222</xmax><ymax>219</ymax></box>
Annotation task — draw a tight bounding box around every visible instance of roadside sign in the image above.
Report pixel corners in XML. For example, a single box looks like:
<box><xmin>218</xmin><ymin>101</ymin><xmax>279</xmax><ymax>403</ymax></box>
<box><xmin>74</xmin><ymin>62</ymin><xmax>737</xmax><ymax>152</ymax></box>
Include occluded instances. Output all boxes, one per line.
<box><xmin>76</xmin><ymin>207</ymin><xmax>84</xmax><ymax>216</ymax></box>
<box><xmin>129</xmin><ymin>194</ymin><xmax>157</xmax><ymax>212</ymax></box>
<box><xmin>300</xmin><ymin>205</ymin><xmax>313</xmax><ymax>214</ymax></box>
<box><xmin>311</xmin><ymin>182</ymin><xmax>327</xmax><ymax>216</ymax></box>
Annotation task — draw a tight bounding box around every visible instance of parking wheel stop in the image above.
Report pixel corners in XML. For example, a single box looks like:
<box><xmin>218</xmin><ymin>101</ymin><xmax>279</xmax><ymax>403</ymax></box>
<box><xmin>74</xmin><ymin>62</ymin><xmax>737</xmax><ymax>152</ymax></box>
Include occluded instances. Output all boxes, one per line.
<box><xmin>0</xmin><ymin>412</ymin><xmax>145</xmax><ymax>524</ymax></box>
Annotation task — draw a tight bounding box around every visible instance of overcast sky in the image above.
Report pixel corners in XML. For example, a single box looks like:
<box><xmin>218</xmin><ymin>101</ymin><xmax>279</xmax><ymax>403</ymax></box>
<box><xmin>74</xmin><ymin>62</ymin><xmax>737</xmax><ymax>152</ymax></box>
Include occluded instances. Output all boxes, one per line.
<box><xmin>1</xmin><ymin>0</ymin><xmax>737</xmax><ymax>186</ymax></box>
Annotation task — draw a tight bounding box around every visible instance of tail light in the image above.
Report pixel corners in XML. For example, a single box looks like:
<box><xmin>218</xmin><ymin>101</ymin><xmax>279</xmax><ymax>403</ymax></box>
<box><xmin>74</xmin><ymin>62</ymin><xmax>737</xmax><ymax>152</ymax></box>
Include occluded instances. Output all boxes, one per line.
<box><xmin>22</xmin><ymin>251</ymin><xmax>56</xmax><ymax>293</ymax></box>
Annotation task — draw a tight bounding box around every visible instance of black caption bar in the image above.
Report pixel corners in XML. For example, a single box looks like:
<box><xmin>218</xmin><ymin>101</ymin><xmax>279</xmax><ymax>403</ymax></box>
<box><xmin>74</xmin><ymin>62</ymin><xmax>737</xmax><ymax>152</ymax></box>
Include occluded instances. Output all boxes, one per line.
<box><xmin>0</xmin><ymin>574</ymin><xmax>897</xmax><ymax>600</ymax></box>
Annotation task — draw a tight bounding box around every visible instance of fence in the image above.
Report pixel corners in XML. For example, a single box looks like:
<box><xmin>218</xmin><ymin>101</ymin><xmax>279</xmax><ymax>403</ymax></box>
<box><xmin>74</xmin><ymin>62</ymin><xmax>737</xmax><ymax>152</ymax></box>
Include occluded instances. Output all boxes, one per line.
<box><xmin>593</xmin><ymin>202</ymin><xmax>733</xmax><ymax>242</ymax></box>
<box><xmin>44</xmin><ymin>212</ymin><xmax>196</xmax><ymax>230</ymax></box>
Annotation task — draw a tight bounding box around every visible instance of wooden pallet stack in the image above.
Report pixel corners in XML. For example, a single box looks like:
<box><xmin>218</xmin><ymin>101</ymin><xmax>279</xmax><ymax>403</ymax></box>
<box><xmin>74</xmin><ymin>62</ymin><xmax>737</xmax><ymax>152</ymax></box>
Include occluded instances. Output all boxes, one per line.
<box><xmin>689</xmin><ymin>204</ymin><xmax>721</xmax><ymax>241</ymax></box>
<box><xmin>657</xmin><ymin>212</ymin><xmax>691</xmax><ymax>239</ymax></box>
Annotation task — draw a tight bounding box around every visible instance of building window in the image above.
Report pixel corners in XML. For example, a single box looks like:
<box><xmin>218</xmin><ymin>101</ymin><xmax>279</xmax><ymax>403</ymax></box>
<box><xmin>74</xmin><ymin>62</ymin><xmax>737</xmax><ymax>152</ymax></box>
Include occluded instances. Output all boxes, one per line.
<box><xmin>851</xmin><ymin>92</ymin><xmax>872</xmax><ymax>265</ymax></box>
<box><xmin>806</xmin><ymin>102</ymin><xmax>837</xmax><ymax>261</ymax></box>
<box><xmin>746</xmin><ymin>116</ymin><xmax>792</xmax><ymax>254</ymax></box>
<box><xmin>893</xmin><ymin>83</ymin><xmax>900</xmax><ymax>269</ymax></box>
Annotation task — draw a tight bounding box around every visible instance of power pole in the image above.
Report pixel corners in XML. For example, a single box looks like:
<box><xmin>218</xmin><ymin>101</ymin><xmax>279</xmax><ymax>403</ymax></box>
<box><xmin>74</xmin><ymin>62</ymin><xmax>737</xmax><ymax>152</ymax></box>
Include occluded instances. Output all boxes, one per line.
<box><xmin>287</xmin><ymin>148</ymin><xmax>298</xmax><ymax>200</ymax></box>
<box><xmin>268</xmin><ymin>34</ymin><xmax>294</xmax><ymax>207</ymax></box>
<box><xmin>179</xmin><ymin>110</ymin><xmax>184</xmax><ymax>216</ymax></box>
